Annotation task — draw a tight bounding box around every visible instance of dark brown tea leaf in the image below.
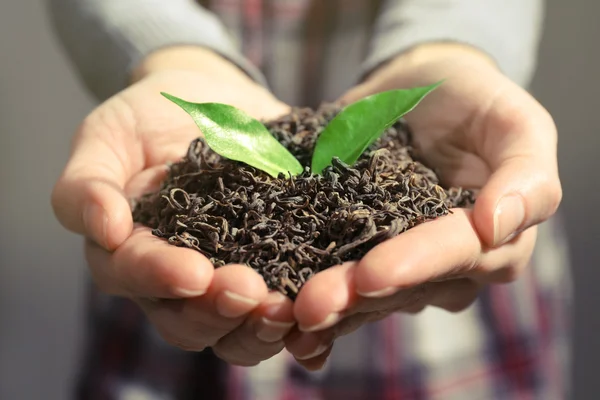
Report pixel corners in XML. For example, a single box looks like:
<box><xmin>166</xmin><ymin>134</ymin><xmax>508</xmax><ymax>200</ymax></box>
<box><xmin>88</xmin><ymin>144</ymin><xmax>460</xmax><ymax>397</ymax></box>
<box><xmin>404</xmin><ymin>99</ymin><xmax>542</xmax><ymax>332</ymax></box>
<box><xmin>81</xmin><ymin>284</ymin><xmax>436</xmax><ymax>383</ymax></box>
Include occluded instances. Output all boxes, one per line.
<box><xmin>133</xmin><ymin>103</ymin><xmax>475</xmax><ymax>300</ymax></box>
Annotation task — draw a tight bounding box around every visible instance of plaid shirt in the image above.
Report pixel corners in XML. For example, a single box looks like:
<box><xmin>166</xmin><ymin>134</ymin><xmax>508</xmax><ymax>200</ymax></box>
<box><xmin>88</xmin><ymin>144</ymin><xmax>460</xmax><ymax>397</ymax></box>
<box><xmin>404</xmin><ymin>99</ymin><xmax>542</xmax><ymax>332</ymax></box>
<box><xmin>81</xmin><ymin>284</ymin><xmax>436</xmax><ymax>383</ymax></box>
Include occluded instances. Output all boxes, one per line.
<box><xmin>73</xmin><ymin>2</ymin><xmax>573</xmax><ymax>399</ymax></box>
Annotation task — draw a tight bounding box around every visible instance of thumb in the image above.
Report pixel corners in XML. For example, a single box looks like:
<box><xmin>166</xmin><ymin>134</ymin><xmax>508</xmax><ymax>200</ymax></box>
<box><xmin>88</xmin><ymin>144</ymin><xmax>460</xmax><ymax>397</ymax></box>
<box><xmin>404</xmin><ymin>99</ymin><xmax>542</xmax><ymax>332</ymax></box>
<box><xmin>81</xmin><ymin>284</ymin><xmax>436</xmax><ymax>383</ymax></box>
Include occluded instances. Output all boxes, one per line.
<box><xmin>472</xmin><ymin>92</ymin><xmax>562</xmax><ymax>248</ymax></box>
<box><xmin>51</xmin><ymin>116</ymin><xmax>139</xmax><ymax>251</ymax></box>
<box><xmin>337</xmin><ymin>82</ymin><xmax>374</xmax><ymax>106</ymax></box>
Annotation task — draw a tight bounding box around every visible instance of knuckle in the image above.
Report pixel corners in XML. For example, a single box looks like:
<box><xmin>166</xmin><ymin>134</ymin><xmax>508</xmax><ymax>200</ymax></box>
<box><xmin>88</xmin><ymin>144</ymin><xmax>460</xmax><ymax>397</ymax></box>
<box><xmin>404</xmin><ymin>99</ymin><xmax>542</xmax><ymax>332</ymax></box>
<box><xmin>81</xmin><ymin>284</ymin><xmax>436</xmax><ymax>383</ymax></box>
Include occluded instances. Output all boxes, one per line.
<box><xmin>91</xmin><ymin>278</ymin><xmax>120</xmax><ymax>296</ymax></box>
<box><xmin>85</xmin><ymin>256</ymin><xmax>125</xmax><ymax>296</ymax></box>
<box><xmin>476</xmin><ymin>263</ymin><xmax>520</xmax><ymax>284</ymax></box>
<box><xmin>246</xmin><ymin>341</ymin><xmax>285</xmax><ymax>359</ymax></box>
<box><xmin>544</xmin><ymin>180</ymin><xmax>563</xmax><ymax>215</ymax></box>
<box><xmin>188</xmin><ymin>326</ymin><xmax>226</xmax><ymax>348</ymax></box>
<box><xmin>49</xmin><ymin>181</ymin><xmax>64</xmax><ymax>218</ymax></box>
<box><xmin>492</xmin><ymin>262</ymin><xmax>529</xmax><ymax>284</ymax></box>
<box><xmin>188</xmin><ymin>317</ymin><xmax>236</xmax><ymax>346</ymax></box>
<box><xmin>433</xmin><ymin>279</ymin><xmax>479</xmax><ymax>313</ymax></box>
<box><xmin>496</xmin><ymin>267</ymin><xmax>520</xmax><ymax>283</ymax></box>
<box><xmin>539</xmin><ymin>107</ymin><xmax>558</xmax><ymax>140</ymax></box>
<box><xmin>400</xmin><ymin>303</ymin><xmax>428</xmax><ymax>314</ymax></box>
<box><xmin>233</xmin><ymin>328</ymin><xmax>286</xmax><ymax>358</ymax></box>
<box><xmin>212</xmin><ymin>346</ymin><xmax>261</xmax><ymax>367</ymax></box>
<box><xmin>443</xmin><ymin>296</ymin><xmax>476</xmax><ymax>313</ymax></box>
<box><xmin>384</xmin><ymin>284</ymin><xmax>428</xmax><ymax>310</ymax></box>
<box><xmin>185</xmin><ymin>312</ymin><xmax>236</xmax><ymax>338</ymax></box>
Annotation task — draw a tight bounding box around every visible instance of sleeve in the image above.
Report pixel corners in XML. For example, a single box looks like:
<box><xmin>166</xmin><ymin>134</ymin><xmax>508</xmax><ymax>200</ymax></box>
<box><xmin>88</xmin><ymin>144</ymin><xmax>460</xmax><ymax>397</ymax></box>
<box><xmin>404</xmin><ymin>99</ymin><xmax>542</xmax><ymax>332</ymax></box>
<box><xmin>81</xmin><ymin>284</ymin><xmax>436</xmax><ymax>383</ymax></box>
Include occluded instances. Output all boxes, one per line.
<box><xmin>46</xmin><ymin>0</ymin><xmax>267</xmax><ymax>101</ymax></box>
<box><xmin>361</xmin><ymin>0</ymin><xmax>545</xmax><ymax>87</ymax></box>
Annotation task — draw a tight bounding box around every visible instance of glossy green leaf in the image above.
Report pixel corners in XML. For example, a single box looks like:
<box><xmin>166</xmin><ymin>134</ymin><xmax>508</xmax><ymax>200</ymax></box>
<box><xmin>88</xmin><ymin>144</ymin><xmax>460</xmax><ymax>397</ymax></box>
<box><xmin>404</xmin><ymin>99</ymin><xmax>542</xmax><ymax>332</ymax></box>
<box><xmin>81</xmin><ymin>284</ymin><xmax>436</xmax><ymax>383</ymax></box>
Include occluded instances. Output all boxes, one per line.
<box><xmin>161</xmin><ymin>93</ymin><xmax>303</xmax><ymax>178</ymax></box>
<box><xmin>311</xmin><ymin>82</ymin><xmax>442</xmax><ymax>174</ymax></box>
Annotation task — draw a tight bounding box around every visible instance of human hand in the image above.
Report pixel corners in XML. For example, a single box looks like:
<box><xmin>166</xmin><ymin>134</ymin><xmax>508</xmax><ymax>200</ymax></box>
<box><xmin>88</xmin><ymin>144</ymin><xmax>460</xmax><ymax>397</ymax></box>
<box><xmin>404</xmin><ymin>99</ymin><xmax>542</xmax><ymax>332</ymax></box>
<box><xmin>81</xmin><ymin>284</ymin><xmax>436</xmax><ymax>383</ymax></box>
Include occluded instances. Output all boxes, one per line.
<box><xmin>51</xmin><ymin>47</ymin><xmax>296</xmax><ymax>366</ymax></box>
<box><xmin>284</xmin><ymin>43</ymin><xmax>562</xmax><ymax>370</ymax></box>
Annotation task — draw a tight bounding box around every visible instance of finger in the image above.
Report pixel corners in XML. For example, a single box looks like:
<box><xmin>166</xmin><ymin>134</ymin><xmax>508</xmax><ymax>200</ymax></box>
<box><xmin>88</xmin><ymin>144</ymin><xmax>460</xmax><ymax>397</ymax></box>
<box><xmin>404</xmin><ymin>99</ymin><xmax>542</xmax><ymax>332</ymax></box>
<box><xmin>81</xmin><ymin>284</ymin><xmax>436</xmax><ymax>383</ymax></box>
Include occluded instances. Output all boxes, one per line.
<box><xmin>136</xmin><ymin>298</ymin><xmax>209</xmax><ymax>351</ymax></box>
<box><xmin>252</xmin><ymin>292</ymin><xmax>296</xmax><ymax>342</ymax></box>
<box><xmin>289</xmin><ymin>278</ymin><xmax>479</xmax><ymax>368</ymax></box>
<box><xmin>294</xmin><ymin>262</ymin><xmax>358</xmax><ymax>333</ymax></box>
<box><xmin>51</xmin><ymin>108</ymin><xmax>142</xmax><ymax>250</ymax></box>
<box><xmin>287</xmin><ymin>312</ymin><xmax>394</xmax><ymax>371</ymax></box>
<box><xmin>294</xmin><ymin>344</ymin><xmax>334</xmax><ymax>372</ymax></box>
<box><xmin>85</xmin><ymin>226</ymin><xmax>214</xmax><ymax>298</ymax></box>
<box><xmin>467</xmin><ymin>227</ymin><xmax>537</xmax><ymax>284</ymax></box>
<box><xmin>290</xmin><ymin>310</ymin><xmax>392</xmax><ymax>371</ymax></box>
<box><xmin>294</xmin><ymin>262</ymin><xmax>435</xmax><ymax>331</ymax></box>
<box><xmin>337</xmin><ymin>82</ymin><xmax>372</xmax><ymax>105</ymax></box>
<box><xmin>285</xmin><ymin>313</ymin><xmax>385</xmax><ymax>371</ymax></box>
<box><xmin>471</xmin><ymin>85</ymin><xmax>561</xmax><ymax>247</ymax></box>
<box><xmin>355</xmin><ymin>209</ymin><xmax>538</xmax><ymax>297</ymax></box>
<box><xmin>289</xmin><ymin>279</ymin><xmax>479</xmax><ymax>371</ymax></box>
<box><xmin>284</xmin><ymin>327</ymin><xmax>335</xmax><ymax>363</ymax></box>
<box><xmin>136</xmin><ymin>264</ymin><xmax>269</xmax><ymax>352</ymax></box>
<box><xmin>352</xmin><ymin>279</ymin><xmax>478</xmax><ymax>315</ymax></box>
<box><xmin>354</xmin><ymin>209</ymin><xmax>481</xmax><ymax>297</ymax></box>
<box><xmin>213</xmin><ymin>291</ymin><xmax>294</xmax><ymax>365</ymax></box>
<box><xmin>425</xmin><ymin>279</ymin><xmax>480</xmax><ymax>313</ymax></box>
<box><xmin>125</xmin><ymin>164</ymin><xmax>170</xmax><ymax>198</ymax></box>
<box><xmin>202</xmin><ymin>264</ymin><xmax>270</xmax><ymax>319</ymax></box>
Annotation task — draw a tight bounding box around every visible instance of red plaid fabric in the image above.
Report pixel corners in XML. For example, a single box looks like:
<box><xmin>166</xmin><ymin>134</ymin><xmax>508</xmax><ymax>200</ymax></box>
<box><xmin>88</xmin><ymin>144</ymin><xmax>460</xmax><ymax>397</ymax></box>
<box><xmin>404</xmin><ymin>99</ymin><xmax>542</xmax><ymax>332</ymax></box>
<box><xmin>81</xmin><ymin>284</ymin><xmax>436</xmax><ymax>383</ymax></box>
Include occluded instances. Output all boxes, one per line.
<box><xmin>74</xmin><ymin>1</ymin><xmax>573</xmax><ymax>399</ymax></box>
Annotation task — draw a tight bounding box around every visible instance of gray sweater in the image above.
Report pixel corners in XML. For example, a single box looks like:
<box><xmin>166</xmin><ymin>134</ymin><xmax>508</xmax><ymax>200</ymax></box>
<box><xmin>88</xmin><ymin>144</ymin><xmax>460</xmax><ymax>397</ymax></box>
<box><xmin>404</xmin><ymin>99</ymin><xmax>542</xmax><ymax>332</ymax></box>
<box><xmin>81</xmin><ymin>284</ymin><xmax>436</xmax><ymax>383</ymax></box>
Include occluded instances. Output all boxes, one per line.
<box><xmin>46</xmin><ymin>0</ymin><xmax>544</xmax><ymax>102</ymax></box>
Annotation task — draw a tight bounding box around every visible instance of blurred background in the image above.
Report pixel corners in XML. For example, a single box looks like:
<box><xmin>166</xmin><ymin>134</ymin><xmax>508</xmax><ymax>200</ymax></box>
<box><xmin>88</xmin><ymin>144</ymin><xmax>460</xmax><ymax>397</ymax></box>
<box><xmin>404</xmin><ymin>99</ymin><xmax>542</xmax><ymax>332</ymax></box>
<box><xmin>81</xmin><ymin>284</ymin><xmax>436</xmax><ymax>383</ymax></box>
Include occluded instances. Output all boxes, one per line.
<box><xmin>0</xmin><ymin>1</ymin><xmax>598</xmax><ymax>399</ymax></box>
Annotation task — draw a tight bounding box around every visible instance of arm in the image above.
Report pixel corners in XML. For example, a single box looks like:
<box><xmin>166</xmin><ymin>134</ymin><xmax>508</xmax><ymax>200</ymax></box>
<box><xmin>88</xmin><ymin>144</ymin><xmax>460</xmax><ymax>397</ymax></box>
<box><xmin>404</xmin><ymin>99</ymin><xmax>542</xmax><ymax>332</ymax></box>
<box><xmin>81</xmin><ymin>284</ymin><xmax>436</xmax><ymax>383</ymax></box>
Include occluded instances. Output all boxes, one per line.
<box><xmin>362</xmin><ymin>0</ymin><xmax>545</xmax><ymax>87</ymax></box>
<box><xmin>46</xmin><ymin>0</ymin><xmax>267</xmax><ymax>100</ymax></box>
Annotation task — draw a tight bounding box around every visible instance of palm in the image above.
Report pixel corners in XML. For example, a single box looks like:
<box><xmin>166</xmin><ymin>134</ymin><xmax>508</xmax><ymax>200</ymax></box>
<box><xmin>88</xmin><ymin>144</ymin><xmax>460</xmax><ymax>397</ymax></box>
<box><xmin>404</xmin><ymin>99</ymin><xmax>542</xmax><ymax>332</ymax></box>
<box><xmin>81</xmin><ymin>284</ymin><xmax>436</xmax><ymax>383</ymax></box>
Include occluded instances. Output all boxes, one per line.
<box><xmin>399</xmin><ymin>64</ymin><xmax>512</xmax><ymax>193</ymax></box>
<box><xmin>406</xmin><ymin>97</ymin><xmax>489</xmax><ymax>192</ymax></box>
<box><xmin>95</xmin><ymin>71</ymin><xmax>289</xmax><ymax>197</ymax></box>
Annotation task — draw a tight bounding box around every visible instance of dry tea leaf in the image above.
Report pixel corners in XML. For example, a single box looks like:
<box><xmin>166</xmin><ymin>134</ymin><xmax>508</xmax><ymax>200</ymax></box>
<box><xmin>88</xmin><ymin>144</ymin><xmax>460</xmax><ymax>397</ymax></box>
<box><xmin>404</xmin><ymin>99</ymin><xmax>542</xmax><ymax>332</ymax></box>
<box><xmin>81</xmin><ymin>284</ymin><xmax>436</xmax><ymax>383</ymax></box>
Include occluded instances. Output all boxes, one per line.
<box><xmin>133</xmin><ymin>103</ymin><xmax>476</xmax><ymax>300</ymax></box>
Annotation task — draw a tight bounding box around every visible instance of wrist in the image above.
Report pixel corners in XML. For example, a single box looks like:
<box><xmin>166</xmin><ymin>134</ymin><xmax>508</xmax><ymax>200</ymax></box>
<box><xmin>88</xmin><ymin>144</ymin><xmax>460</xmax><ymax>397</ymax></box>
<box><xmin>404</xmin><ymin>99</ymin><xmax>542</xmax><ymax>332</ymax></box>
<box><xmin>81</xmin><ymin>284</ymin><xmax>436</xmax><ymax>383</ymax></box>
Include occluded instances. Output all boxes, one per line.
<box><xmin>366</xmin><ymin>42</ymin><xmax>499</xmax><ymax>83</ymax></box>
<box><xmin>130</xmin><ymin>46</ymin><xmax>258</xmax><ymax>86</ymax></box>
<box><xmin>397</xmin><ymin>43</ymin><xmax>496</xmax><ymax>66</ymax></box>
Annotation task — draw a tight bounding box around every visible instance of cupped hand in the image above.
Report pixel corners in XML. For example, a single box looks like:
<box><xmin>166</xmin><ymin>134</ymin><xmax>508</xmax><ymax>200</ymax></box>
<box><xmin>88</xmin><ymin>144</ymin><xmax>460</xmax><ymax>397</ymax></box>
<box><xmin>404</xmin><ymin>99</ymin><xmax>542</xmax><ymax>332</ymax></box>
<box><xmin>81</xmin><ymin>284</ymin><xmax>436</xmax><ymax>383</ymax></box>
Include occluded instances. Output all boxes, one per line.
<box><xmin>285</xmin><ymin>44</ymin><xmax>562</xmax><ymax>369</ymax></box>
<box><xmin>51</xmin><ymin>48</ymin><xmax>296</xmax><ymax>366</ymax></box>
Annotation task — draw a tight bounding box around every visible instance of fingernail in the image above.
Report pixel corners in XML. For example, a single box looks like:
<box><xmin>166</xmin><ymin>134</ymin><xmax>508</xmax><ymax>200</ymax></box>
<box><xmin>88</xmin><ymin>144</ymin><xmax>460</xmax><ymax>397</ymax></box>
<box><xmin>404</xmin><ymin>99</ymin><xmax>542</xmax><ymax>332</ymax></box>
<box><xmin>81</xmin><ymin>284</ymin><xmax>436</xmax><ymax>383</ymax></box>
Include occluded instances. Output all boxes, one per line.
<box><xmin>264</xmin><ymin>291</ymin><xmax>289</xmax><ymax>308</ymax></box>
<box><xmin>305</xmin><ymin>356</ymin><xmax>329</xmax><ymax>372</ymax></box>
<box><xmin>256</xmin><ymin>317</ymin><xmax>295</xmax><ymax>342</ymax></box>
<box><xmin>174</xmin><ymin>288</ymin><xmax>207</xmax><ymax>298</ymax></box>
<box><xmin>216</xmin><ymin>290</ymin><xmax>259</xmax><ymax>318</ymax></box>
<box><xmin>83</xmin><ymin>203</ymin><xmax>108</xmax><ymax>248</ymax></box>
<box><xmin>493</xmin><ymin>194</ymin><xmax>525</xmax><ymax>246</ymax></box>
<box><xmin>295</xmin><ymin>344</ymin><xmax>329</xmax><ymax>360</ymax></box>
<box><xmin>357</xmin><ymin>286</ymin><xmax>396</xmax><ymax>298</ymax></box>
<box><xmin>299</xmin><ymin>312</ymin><xmax>340</xmax><ymax>333</ymax></box>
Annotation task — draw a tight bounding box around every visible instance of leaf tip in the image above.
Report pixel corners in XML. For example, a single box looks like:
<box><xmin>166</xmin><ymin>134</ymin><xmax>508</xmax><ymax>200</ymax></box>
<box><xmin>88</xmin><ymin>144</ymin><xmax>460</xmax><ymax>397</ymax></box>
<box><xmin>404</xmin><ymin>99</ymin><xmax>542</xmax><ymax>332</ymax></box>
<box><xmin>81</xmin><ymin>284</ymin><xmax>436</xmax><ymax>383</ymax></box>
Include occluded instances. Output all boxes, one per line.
<box><xmin>429</xmin><ymin>79</ymin><xmax>445</xmax><ymax>91</ymax></box>
<box><xmin>160</xmin><ymin>92</ymin><xmax>195</xmax><ymax>114</ymax></box>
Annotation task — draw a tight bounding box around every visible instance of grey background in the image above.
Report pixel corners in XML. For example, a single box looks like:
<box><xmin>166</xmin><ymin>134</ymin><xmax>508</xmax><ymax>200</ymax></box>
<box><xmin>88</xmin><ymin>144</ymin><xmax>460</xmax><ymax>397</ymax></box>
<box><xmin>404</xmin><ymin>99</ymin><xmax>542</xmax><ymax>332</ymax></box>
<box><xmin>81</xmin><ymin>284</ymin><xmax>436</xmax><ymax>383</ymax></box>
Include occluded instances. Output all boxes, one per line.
<box><xmin>0</xmin><ymin>1</ymin><xmax>598</xmax><ymax>399</ymax></box>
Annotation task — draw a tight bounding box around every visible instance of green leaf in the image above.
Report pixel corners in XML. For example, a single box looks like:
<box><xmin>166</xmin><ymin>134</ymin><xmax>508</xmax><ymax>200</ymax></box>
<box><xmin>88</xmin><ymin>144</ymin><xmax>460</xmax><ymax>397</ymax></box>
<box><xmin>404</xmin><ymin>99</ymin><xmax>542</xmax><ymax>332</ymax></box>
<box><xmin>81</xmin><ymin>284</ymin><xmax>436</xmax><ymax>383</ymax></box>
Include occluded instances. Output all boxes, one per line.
<box><xmin>161</xmin><ymin>93</ymin><xmax>303</xmax><ymax>178</ymax></box>
<box><xmin>311</xmin><ymin>81</ymin><xmax>442</xmax><ymax>174</ymax></box>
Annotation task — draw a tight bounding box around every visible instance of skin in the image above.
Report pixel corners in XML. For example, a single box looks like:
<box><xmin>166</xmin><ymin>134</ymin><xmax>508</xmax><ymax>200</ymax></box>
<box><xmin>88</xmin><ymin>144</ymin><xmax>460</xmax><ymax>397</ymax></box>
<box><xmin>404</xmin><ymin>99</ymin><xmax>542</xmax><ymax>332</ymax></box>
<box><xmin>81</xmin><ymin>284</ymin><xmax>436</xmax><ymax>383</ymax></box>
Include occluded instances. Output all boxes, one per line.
<box><xmin>285</xmin><ymin>44</ymin><xmax>562</xmax><ymax>369</ymax></box>
<box><xmin>51</xmin><ymin>44</ymin><xmax>561</xmax><ymax>370</ymax></box>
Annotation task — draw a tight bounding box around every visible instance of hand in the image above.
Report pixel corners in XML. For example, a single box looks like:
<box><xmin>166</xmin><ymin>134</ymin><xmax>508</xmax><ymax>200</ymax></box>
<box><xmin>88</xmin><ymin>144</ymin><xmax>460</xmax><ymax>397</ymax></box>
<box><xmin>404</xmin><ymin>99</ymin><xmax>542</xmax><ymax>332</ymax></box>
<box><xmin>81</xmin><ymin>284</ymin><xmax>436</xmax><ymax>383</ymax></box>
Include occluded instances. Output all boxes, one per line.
<box><xmin>51</xmin><ymin>47</ymin><xmax>296</xmax><ymax>366</ymax></box>
<box><xmin>284</xmin><ymin>44</ymin><xmax>562</xmax><ymax>370</ymax></box>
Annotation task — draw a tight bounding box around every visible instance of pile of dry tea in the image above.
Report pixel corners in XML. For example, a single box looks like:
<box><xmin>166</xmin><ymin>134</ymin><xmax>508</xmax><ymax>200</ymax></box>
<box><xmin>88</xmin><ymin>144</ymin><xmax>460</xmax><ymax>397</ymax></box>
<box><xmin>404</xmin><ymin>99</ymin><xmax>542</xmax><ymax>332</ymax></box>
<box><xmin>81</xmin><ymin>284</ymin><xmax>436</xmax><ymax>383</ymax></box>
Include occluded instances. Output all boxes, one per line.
<box><xmin>132</xmin><ymin>104</ymin><xmax>475</xmax><ymax>300</ymax></box>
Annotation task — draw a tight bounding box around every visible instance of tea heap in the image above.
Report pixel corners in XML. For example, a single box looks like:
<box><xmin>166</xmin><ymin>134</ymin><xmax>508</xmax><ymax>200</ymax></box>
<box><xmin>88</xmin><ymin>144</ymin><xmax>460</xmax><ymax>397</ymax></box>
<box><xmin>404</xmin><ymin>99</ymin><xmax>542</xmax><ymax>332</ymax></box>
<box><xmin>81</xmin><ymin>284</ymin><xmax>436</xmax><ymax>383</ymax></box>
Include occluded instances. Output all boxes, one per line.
<box><xmin>132</xmin><ymin>105</ymin><xmax>475</xmax><ymax>300</ymax></box>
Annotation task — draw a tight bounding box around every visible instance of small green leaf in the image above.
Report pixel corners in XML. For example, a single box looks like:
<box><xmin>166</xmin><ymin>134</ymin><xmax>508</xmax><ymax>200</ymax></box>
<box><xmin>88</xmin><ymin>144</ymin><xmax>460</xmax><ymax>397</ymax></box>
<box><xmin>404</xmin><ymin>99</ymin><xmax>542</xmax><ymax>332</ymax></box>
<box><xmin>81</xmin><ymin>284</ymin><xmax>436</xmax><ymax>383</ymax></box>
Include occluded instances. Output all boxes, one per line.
<box><xmin>161</xmin><ymin>93</ymin><xmax>303</xmax><ymax>178</ymax></box>
<box><xmin>311</xmin><ymin>81</ymin><xmax>442</xmax><ymax>174</ymax></box>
